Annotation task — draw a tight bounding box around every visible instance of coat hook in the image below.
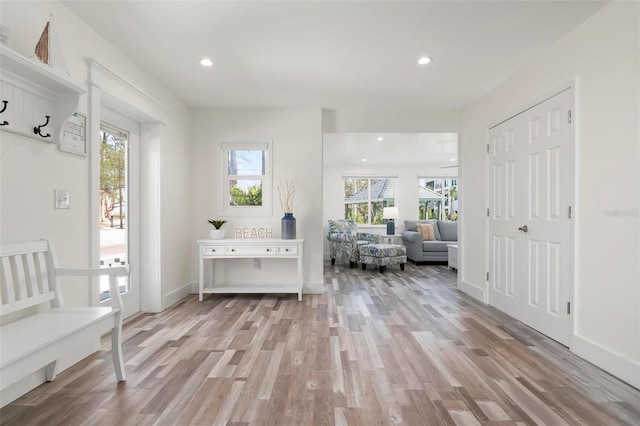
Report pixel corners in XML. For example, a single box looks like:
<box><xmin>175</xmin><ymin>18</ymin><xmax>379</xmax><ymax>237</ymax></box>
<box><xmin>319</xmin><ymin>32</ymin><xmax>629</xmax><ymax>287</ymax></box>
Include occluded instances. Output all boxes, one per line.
<box><xmin>0</xmin><ymin>100</ymin><xmax>8</xmax><ymax>126</ymax></box>
<box><xmin>34</xmin><ymin>115</ymin><xmax>51</xmax><ymax>138</ymax></box>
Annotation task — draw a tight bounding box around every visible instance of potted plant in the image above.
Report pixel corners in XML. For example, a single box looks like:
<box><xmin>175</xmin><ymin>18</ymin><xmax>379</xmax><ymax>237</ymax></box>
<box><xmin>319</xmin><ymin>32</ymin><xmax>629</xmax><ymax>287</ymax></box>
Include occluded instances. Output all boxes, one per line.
<box><xmin>207</xmin><ymin>219</ymin><xmax>228</xmax><ymax>239</ymax></box>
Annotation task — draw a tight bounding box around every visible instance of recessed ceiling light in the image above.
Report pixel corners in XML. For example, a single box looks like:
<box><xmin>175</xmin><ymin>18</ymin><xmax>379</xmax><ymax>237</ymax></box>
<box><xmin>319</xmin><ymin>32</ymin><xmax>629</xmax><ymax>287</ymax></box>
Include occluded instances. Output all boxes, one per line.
<box><xmin>418</xmin><ymin>56</ymin><xmax>433</xmax><ymax>65</ymax></box>
<box><xmin>361</xmin><ymin>158</ymin><xmax>367</xmax><ymax>162</ymax></box>
<box><xmin>200</xmin><ymin>58</ymin><xmax>214</xmax><ymax>67</ymax></box>
<box><xmin>377</xmin><ymin>137</ymin><xmax>384</xmax><ymax>141</ymax></box>
<box><xmin>450</xmin><ymin>158</ymin><xmax>456</xmax><ymax>162</ymax></box>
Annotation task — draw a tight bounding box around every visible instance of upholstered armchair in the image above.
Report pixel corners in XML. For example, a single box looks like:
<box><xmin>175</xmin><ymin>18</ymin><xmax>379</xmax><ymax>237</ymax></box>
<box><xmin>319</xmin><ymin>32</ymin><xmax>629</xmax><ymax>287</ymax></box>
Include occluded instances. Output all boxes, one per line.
<box><xmin>327</xmin><ymin>219</ymin><xmax>381</xmax><ymax>268</ymax></box>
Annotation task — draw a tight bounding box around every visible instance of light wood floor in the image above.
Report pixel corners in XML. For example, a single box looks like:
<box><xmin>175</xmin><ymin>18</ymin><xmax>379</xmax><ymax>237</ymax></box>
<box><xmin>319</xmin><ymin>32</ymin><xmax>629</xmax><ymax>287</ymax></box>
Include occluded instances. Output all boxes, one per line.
<box><xmin>2</xmin><ymin>262</ymin><xmax>639</xmax><ymax>425</ymax></box>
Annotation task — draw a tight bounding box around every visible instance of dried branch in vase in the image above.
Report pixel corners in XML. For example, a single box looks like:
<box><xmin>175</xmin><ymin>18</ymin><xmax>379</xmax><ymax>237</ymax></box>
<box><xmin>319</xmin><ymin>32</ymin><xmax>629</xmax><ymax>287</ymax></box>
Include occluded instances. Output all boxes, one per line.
<box><xmin>278</xmin><ymin>178</ymin><xmax>295</xmax><ymax>213</ymax></box>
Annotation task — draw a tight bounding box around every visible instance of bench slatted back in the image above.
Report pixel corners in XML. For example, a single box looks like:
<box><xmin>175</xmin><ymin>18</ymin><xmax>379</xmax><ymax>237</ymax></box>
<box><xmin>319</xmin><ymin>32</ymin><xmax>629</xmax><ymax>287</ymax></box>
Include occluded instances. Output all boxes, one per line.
<box><xmin>0</xmin><ymin>240</ymin><xmax>59</xmax><ymax>316</ymax></box>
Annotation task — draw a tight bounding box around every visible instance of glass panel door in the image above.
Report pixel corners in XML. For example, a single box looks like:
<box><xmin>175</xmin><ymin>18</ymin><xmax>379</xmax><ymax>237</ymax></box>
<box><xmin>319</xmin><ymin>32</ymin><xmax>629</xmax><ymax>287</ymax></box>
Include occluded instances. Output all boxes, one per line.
<box><xmin>99</xmin><ymin>124</ymin><xmax>129</xmax><ymax>300</ymax></box>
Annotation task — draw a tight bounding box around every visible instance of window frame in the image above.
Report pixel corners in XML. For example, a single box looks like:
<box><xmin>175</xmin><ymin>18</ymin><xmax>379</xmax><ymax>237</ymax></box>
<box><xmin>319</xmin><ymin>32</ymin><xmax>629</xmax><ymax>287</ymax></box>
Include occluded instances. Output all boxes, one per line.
<box><xmin>220</xmin><ymin>142</ymin><xmax>272</xmax><ymax>216</ymax></box>
<box><xmin>343</xmin><ymin>175</ymin><xmax>396</xmax><ymax>226</ymax></box>
<box><xmin>417</xmin><ymin>176</ymin><xmax>459</xmax><ymax>221</ymax></box>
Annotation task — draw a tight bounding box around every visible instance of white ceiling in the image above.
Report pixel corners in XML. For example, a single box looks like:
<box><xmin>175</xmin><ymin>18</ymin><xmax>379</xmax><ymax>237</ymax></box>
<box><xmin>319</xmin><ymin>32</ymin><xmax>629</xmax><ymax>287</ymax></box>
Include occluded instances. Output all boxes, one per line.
<box><xmin>62</xmin><ymin>0</ymin><xmax>608</xmax><ymax>110</ymax></box>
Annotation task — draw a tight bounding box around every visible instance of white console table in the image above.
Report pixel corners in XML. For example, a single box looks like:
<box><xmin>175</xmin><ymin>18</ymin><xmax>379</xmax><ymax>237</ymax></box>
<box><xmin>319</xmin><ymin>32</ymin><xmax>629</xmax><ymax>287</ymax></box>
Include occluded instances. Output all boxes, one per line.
<box><xmin>197</xmin><ymin>239</ymin><xmax>304</xmax><ymax>301</ymax></box>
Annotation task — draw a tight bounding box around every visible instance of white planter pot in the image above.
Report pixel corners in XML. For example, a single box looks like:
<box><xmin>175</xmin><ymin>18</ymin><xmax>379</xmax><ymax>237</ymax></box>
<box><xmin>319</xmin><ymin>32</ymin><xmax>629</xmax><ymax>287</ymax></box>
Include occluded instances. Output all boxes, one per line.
<box><xmin>210</xmin><ymin>229</ymin><xmax>225</xmax><ymax>240</ymax></box>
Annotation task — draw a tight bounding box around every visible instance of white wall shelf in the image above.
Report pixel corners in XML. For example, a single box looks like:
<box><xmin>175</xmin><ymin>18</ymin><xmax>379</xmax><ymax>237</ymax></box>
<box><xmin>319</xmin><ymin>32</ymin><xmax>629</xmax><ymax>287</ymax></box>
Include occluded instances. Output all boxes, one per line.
<box><xmin>0</xmin><ymin>45</ymin><xmax>85</xmax><ymax>144</ymax></box>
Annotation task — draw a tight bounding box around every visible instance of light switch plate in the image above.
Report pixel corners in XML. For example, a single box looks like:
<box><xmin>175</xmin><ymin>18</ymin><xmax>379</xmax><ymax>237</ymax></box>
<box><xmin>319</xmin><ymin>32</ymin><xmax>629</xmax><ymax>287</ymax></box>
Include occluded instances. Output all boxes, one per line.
<box><xmin>54</xmin><ymin>190</ymin><xmax>70</xmax><ymax>209</ymax></box>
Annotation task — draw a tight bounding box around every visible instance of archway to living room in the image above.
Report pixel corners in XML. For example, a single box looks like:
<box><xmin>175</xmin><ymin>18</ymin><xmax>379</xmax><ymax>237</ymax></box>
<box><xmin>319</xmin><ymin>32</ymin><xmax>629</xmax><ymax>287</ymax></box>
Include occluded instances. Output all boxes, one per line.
<box><xmin>321</xmin><ymin>132</ymin><xmax>461</xmax><ymax>273</ymax></box>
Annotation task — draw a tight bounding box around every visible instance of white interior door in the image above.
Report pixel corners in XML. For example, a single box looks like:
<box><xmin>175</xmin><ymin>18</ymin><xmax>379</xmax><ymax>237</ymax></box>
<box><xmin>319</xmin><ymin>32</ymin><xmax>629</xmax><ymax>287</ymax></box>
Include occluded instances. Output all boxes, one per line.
<box><xmin>98</xmin><ymin>108</ymin><xmax>141</xmax><ymax>319</ymax></box>
<box><xmin>488</xmin><ymin>88</ymin><xmax>573</xmax><ymax>345</ymax></box>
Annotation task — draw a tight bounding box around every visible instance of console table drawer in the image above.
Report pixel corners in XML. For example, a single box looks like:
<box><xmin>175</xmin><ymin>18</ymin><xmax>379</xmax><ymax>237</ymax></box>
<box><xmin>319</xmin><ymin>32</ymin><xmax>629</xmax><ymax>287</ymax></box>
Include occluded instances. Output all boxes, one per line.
<box><xmin>225</xmin><ymin>246</ymin><xmax>277</xmax><ymax>256</ymax></box>
<box><xmin>277</xmin><ymin>246</ymin><xmax>298</xmax><ymax>255</ymax></box>
<box><xmin>202</xmin><ymin>246</ymin><xmax>223</xmax><ymax>256</ymax></box>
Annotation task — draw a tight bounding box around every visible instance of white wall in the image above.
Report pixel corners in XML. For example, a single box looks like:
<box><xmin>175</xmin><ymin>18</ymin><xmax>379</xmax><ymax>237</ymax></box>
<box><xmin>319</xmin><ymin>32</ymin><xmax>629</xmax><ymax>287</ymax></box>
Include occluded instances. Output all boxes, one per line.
<box><xmin>461</xmin><ymin>1</ymin><xmax>639</xmax><ymax>387</ymax></box>
<box><xmin>0</xmin><ymin>0</ymin><xmax>192</xmax><ymax>404</ymax></box>
<box><xmin>191</xmin><ymin>108</ymin><xmax>324</xmax><ymax>290</ymax></box>
<box><xmin>159</xmin><ymin>102</ymin><xmax>193</xmax><ymax>308</ymax></box>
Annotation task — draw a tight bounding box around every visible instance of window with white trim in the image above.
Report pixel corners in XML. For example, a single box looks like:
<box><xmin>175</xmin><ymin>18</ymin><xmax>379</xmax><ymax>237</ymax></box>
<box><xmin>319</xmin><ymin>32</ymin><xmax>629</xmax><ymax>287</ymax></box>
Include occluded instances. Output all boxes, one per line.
<box><xmin>343</xmin><ymin>177</ymin><xmax>396</xmax><ymax>225</ymax></box>
<box><xmin>417</xmin><ymin>177</ymin><xmax>458</xmax><ymax>221</ymax></box>
<box><xmin>221</xmin><ymin>142</ymin><xmax>271</xmax><ymax>215</ymax></box>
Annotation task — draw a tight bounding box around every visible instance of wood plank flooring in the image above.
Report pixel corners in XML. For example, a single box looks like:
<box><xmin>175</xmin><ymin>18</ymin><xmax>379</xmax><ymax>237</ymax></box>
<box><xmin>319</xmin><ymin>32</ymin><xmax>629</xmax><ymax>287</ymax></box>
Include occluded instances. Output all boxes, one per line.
<box><xmin>2</xmin><ymin>262</ymin><xmax>639</xmax><ymax>425</ymax></box>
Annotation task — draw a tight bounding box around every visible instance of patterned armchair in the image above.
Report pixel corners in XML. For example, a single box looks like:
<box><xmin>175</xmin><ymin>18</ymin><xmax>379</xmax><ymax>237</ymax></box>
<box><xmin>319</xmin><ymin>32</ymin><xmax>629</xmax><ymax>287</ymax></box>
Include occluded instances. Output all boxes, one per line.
<box><xmin>327</xmin><ymin>219</ymin><xmax>381</xmax><ymax>268</ymax></box>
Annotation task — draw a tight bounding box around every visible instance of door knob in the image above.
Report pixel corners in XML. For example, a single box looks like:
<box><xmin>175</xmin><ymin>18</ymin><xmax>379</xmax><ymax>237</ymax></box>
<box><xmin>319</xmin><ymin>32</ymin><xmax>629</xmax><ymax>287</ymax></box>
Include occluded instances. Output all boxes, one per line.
<box><xmin>518</xmin><ymin>225</ymin><xmax>528</xmax><ymax>233</ymax></box>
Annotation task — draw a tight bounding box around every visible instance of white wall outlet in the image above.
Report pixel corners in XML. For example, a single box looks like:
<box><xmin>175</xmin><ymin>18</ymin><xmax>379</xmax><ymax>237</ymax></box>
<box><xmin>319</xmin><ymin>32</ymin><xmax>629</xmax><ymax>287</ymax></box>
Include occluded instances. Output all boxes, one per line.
<box><xmin>54</xmin><ymin>190</ymin><xmax>70</xmax><ymax>209</ymax></box>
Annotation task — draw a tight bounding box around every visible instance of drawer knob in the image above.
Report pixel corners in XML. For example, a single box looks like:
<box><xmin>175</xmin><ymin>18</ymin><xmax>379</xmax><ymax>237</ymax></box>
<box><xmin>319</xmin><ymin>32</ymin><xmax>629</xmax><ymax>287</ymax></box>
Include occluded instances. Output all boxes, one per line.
<box><xmin>285</xmin><ymin>249</ymin><xmax>289</xmax><ymax>252</ymax></box>
<box><xmin>266</xmin><ymin>249</ymin><xmax>270</xmax><ymax>252</ymax></box>
<box><xmin>231</xmin><ymin>249</ymin><xmax>235</xmax><ymax>252</ymax></box>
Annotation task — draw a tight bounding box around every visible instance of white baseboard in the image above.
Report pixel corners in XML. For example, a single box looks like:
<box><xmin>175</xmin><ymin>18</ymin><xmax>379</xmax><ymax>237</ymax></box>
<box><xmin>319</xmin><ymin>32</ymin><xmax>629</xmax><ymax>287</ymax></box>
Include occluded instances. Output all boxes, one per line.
<box><xmin>572</xmin><ymin>334</ymin><xmax>640</xmax><ymax>389</ymax></box>
<box><xmin>163</xmin><ymin>282</ymin><xmax>193</xmax><ymax>309</ymax></box>
<box><xmin>458</xmin><ymin>279</ymin><xmax>485</xmax><ymax>302</ymax></box>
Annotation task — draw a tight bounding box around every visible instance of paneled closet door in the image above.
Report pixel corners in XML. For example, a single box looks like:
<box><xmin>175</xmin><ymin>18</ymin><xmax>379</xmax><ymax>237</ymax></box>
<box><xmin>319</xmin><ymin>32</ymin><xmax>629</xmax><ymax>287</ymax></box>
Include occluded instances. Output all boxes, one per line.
<box><xmin>488</xmin><ymin>88</ymin><xmax>573</xmax><ymax>346</ymax></box>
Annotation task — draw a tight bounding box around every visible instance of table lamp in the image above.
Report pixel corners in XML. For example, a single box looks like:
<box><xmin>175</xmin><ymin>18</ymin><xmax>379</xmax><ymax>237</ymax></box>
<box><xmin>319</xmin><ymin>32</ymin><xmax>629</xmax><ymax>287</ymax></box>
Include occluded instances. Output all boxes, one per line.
<box><xmin>382</xmin><ymin>207</ymin><xmax>399</xmax><ymax>235</ymax></box>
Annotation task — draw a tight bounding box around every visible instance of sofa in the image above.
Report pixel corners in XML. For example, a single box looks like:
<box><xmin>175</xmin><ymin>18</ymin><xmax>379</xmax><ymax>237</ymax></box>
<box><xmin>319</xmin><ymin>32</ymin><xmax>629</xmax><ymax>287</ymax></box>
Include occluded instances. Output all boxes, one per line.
<box><xmin>401</xmin><ymin>219</ymin><xmax>458</xmax><ymax>263</ymax></box>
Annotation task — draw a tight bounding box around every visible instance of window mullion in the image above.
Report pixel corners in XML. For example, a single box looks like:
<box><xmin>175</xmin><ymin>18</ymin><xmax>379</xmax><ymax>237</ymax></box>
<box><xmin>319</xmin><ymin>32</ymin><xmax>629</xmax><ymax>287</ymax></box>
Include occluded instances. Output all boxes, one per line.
<box><xmin>368</xmin><ymin>178</ymin><xmax>372</xmax><ymax>225</ymax></box>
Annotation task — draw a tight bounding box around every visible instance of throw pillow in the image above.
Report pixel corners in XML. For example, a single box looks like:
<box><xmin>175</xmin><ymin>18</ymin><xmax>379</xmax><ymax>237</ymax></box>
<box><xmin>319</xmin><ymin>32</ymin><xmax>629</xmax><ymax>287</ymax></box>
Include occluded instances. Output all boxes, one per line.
<box><xmin>417</xmin><ymin>223</ymin><xmax>435</xmax><ymax>241</ymax></box>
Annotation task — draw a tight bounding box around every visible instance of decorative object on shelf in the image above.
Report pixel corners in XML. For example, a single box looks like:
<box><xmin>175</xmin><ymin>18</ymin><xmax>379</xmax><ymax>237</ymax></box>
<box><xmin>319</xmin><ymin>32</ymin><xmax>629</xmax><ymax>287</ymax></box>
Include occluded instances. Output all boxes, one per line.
<box><xmin>234</xmin><ymin>227</ymin><xmax>273</xmax><ymax>239</ymax></box>
<box><xmin>34</xmin><ymin>115</ymin><xmax>51</xmax><ymax>138</ymax></box>
<box><xmin>35</xmin><ymin>22</ymin><xmax>49</xmax><ymax>65</ymax></box>
<box><xmin>33</xmin><ymin>13</ymin><xmax>69</xmax><ymax>75</ymax></box>
<box><xmin>0</xmin><ymin>100</ymin><xmax>7</xmax><ymax>126</ymax></box>
<box><xmin>281</xmin><ymin>213</ymin><xmax>296</xmax><ymax>240</ymax></box>
<box><xmin>278</xmin><ymin>178</ymin><xmax>296</xmax><ymax>239</ymax></box>
<box><xmin>383</xmin><ymin>207</ymin><xmax>399</xmax><ymax>235</ymax></box>
<box><xmin>207</xmin><ymin>219</ymin><xmax>227</xmax><ymax>239</ymax></box>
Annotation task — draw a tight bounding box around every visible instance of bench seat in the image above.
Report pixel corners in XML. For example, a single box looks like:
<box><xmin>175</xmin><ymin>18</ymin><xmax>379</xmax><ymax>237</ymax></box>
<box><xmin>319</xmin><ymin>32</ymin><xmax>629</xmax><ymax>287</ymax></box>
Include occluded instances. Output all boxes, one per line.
<box><xmin>1</xmin><ymin>307</ymin><xmax>118</xmax><ymax>388</ymax></box>
<box><xmin>0</xmin><ymin>239</ymin><xmax>128</xmax><ymax>404</ymax></box>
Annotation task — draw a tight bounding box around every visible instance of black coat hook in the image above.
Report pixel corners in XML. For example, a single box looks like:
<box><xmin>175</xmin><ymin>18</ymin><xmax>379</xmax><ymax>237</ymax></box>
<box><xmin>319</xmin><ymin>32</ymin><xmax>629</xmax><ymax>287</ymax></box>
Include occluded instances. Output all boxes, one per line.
<box><xmin>0</xmin><ymin>100</ymin><xmax>8</xmax><ymax>126</ymax></box>
<box><xmin>34</xmin><ymin>115</ymin><xmax>51</xmax><ymax>138</ymax></box>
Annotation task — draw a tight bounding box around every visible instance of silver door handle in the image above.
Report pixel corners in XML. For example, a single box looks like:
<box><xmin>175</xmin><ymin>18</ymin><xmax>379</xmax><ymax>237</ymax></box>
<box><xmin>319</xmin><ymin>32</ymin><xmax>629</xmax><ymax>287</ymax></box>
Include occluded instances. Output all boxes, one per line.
<box><xmin>518</xmin><ymin>225</ymin><xmax>528</xmax><ymax>233</ymax></box>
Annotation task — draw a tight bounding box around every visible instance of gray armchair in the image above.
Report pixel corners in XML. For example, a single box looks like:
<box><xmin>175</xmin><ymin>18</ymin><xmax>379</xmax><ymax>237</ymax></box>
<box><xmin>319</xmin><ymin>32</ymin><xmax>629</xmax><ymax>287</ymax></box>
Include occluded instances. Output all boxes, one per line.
<box><xmin>327</xmin><ymin>219</ymin><xmax>381</xmax><ymax>268</ymax></box>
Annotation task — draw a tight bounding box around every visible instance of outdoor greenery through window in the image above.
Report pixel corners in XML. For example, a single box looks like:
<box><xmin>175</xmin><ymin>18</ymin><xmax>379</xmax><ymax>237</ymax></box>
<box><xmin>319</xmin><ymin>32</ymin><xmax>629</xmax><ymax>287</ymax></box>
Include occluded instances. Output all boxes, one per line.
<box><xmin>100</xmin><ymin>129</ymin><xmax>126</xmax><ymax>223</ymax></box>
<box><xmin>221</xmin><ymin>143</ymin><xmax>270</xmax><ymax>214</ymax></box>
<box><xmin>226</xmin><ymin>150</ymin><xmax>265</xmax><ymax>206</ymax></box>
<box><xmin>418</xmin><ymin>177</ymin><xmax>458</xmax><ymax>221</ymax></box>
<box><xmin>344</xmin><ymin>177</ymin><xmax>395</xmax><ymax>225</ymax></box>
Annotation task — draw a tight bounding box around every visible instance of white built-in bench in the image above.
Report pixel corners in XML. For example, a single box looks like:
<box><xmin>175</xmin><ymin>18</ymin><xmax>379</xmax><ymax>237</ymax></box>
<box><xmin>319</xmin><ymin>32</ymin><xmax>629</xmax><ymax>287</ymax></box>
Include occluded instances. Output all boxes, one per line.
<box><xmin>0</xmin><ymin>239</ymin><xmax>128</xmax><ymax>395</ymax></box>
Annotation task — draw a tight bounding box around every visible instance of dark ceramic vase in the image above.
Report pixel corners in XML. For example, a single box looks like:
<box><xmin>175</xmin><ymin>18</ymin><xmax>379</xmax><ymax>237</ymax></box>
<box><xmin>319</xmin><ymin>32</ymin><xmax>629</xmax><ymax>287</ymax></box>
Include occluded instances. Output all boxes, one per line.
<box><xmin>282</xmin><ymin>213</ymin><xmax>296</xmax><ymax>239</ymax></box>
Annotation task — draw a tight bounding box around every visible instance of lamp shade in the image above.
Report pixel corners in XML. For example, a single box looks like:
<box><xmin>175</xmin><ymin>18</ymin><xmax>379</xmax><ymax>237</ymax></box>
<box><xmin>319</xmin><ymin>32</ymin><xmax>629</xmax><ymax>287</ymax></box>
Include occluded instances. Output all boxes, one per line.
<box><xmin>382</xmin><ymin>207</ymin><xmax>399</xmax><ymax>220</ymax></box>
